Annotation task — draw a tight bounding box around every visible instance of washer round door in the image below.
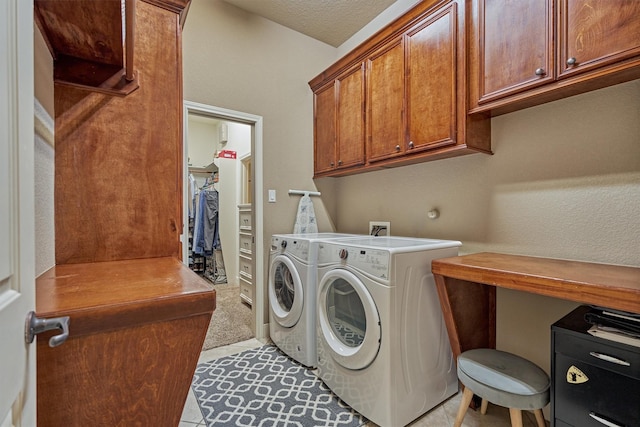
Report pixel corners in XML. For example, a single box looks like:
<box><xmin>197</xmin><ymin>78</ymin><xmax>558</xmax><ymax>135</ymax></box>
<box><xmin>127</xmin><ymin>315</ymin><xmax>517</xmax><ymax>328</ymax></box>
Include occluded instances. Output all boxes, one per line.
<box><xmin>318</xmin><ymin>268</ymin><xmax>381</xmax><ymax>370</ymax></box>
<box><xmin>268</xmin><ymin>254</ymin><xmax>304</xmax><ymax>328</ymax></box>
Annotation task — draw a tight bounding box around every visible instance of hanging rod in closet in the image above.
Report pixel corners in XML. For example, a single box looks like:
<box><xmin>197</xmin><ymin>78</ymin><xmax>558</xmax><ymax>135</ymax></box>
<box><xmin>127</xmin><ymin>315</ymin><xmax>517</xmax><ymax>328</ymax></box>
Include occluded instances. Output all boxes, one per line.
<box><xmin>288</xmin><ymin>190</ymin><xmax>321</xmax><ymax>197</ymax></box>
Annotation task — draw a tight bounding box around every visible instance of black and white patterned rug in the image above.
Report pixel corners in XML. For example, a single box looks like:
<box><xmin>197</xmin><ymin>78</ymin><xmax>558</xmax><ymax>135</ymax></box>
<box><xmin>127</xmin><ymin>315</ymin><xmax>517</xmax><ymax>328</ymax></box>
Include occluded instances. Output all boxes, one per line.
<box><xmin>191</xmin><ymin>345</ymin><xmax>368</xmax><ymax>427</ymax></box>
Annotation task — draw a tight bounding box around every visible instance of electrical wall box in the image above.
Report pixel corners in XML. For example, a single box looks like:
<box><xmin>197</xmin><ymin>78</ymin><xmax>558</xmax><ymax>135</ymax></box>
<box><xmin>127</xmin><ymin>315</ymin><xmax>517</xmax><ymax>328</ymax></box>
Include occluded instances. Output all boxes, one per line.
<box><xmin>369</xmin><ymin>221</ymin><xmax>390</xmax><ymax>236</ymax></box>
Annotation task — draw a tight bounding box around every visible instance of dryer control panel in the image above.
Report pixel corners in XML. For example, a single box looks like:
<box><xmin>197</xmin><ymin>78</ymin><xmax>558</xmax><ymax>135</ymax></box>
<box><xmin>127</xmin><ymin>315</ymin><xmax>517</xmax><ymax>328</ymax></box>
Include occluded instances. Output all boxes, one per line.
<box><xmin>319</xmin><ymin>243</ymin><xmax>390</xmax><ymax>280</ymax></box>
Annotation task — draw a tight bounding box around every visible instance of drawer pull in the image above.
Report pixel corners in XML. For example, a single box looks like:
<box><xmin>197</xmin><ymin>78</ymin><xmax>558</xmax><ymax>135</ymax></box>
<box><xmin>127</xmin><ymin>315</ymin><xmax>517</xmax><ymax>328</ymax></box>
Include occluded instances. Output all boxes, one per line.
<box><xmin>588</xmin><ymin>412</ymin><xmax>623</xmax><ymax>427</ymax></box>
<box><xmin>589</xmin><ymin>351</ymin><xmax>630</xmax><ymax>366</ymax></box>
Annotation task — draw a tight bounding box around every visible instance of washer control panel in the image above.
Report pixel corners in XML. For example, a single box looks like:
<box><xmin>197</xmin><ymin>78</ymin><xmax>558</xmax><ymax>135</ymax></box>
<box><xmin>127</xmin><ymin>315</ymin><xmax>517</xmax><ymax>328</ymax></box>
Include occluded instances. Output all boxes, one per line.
<box><xmin>271</xmin><ymin>236</ymin><xmax>309</xmax><ymax>261</ymax></box>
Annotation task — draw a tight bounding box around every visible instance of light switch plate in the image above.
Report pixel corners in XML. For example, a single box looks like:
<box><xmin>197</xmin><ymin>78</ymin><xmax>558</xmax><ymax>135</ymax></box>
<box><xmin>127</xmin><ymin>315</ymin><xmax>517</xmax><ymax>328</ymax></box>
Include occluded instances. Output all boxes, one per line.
<box><xmin>268</xmin><ymin>189</ymin><xmax>276</xmax><ymax>203</ymax></box>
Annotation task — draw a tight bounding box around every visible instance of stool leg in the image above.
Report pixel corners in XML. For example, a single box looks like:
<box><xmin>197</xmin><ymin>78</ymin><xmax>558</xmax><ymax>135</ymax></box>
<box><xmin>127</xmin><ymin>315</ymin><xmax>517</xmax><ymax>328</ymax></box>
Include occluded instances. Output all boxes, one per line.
<box><xmin>533</xmin><ymin>409</ymin><xmax>546</xmax><ymax>427</ymax></box>
<box><xmin>508</xmin><ymin>408</ymin><xmax>523</xmax><ymax>427</ymax></box>
<box><xmin>453</xmin><ymin>387</ymin><xmax>474</xmax><ymax>427</ymax></box>
<box><xmin>480</xmin><ymin>398</ymin><xmax>489</xmax><ymax>415</ymax></box>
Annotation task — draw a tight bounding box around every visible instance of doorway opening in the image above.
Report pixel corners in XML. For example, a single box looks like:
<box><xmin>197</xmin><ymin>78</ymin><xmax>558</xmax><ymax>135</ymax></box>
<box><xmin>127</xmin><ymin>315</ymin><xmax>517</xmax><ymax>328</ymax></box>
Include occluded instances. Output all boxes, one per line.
<box><xmin>183</xmin><ymin>101</ymin><xmax>265</xmax><ymax>345</ymax></box>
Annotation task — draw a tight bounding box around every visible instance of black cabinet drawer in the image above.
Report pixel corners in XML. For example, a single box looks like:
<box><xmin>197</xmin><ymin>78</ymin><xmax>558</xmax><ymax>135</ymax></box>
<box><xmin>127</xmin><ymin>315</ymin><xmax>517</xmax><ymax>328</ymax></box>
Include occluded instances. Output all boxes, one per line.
<box><xmin>554</xmin><ymin>353</ymin><xmax>640</xmax><ymax>426</ymax></box>
<box><xmin>554</xmin><ymin>331</ymin><xmax>640</xmax><ymax>380</ymax></box>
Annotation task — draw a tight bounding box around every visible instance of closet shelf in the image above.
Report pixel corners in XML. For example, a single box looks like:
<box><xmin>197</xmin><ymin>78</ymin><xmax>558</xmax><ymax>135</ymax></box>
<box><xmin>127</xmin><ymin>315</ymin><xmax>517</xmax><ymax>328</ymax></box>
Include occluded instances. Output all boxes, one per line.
<box><xmin>189</xmin><ymin>162</ymin><xmax>218</xmax><ymax>174</ymax></box>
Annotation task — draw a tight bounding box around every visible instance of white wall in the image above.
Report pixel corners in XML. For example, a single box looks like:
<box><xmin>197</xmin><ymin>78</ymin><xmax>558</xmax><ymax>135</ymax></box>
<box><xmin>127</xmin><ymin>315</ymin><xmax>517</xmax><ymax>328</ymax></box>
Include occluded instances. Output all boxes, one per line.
<box><xmin>215</xmin><ymin>121</ymin><xmax>251</xmax><ymax>285</ymax></box>
<box><xmin>187</xmin><ymin>117</ymin><xmax>219</xmax><ymax>169</ymax></box>
<box><xmin>34</xmin><ymin>26</ymin><xmax>55</xmax><ymax>277</ymax></box>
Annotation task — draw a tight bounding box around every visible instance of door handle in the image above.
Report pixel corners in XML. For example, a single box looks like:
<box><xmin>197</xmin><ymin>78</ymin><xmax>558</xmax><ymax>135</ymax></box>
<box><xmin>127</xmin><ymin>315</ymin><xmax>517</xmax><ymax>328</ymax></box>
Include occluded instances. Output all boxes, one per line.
<box><xmin>25</xmin><ymin>311</ymin><xmax>70</xmax><ymax>347</ymax></box>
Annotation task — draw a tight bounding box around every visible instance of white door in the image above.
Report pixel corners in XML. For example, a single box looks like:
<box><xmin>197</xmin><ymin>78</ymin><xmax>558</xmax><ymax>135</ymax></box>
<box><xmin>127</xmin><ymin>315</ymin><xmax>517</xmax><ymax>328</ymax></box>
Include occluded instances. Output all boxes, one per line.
<box><xmin>268</xmin><ymin>255</ymin><xmax>303</xmax><ymax>327</ymax></box>
<box><xmin>0</xmin><ymin>0</ymin><xmax>36</xmax><ymax>425</ymax></box>
<box><xmin>317</xmin><ymin>269</ymin><xmax>381</xmax><ymax>370</ymax></box>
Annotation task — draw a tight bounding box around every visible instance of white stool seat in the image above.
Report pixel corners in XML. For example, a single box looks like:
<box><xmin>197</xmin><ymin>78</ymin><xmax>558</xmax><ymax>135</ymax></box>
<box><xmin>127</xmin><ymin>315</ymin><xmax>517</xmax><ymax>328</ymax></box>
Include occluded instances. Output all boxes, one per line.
<box><xmin>454</xmin><ymin>348</ymin><xmax>550</xmax><ymax>427</ymax></box>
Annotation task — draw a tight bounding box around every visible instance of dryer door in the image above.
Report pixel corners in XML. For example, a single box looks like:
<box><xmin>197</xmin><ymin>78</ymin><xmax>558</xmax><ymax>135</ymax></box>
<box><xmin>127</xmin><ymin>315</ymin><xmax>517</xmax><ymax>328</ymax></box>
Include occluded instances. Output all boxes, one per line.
<box><xmin>318</xmin><ymin>268</ymin><xmax>381</xmax><ymax>370</ymax></box>
<box><xmin>269</xmin><ymin>254</ymin><xmax>304</xmax><ymax>328</ymax></box>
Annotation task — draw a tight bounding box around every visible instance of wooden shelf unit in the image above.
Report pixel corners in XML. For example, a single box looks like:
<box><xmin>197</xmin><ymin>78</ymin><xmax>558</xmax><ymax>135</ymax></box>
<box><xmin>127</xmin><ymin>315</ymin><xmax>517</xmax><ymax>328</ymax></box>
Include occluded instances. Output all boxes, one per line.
<box><xmin>36</xmin><ymin>257</ymin><xmax>215</xmax><ymax>426</ymax></box>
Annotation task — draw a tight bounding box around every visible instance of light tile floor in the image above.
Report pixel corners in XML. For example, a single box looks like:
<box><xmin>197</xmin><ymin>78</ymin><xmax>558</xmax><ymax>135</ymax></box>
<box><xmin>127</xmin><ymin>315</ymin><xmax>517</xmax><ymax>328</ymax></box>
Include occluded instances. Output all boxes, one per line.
<box><xmin>180</xmin><ymin>339</ymin><xmax>548</xmax><ymax>427</ymax></box>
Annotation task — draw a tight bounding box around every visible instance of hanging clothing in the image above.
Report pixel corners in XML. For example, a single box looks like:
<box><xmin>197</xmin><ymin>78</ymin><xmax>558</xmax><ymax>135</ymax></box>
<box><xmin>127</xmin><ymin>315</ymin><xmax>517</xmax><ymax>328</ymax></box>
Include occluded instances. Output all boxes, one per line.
<box><xmin>188</xmin><ymin>174</ymin><xmax>197</xmax><ymax>219</ymax></box>
<box><xmin>293</xmin><ymin>193</ymin><xmax>318</xmax><ymax>234</ymax></box>
<box><xmin>194</xmin><ymin>188</ymin><xmax>220</xmax><ymax>256</ymax></box>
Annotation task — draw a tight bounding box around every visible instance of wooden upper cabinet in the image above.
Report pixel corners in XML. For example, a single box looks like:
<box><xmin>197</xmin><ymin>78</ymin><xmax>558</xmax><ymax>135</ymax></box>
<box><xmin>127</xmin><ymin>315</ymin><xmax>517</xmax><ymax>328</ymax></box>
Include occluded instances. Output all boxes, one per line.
<box><xmin>309</xmin><ymin>0</ymin><xmax>492</xmax><ymax>177</ymax></box>
<box><xmin>558</xmin><ymin>0</ymin><xmax>640</xmax><ymax>79</ymax></box>
<box><xmin>336</xmin><ymin>63</ymin><xmax>366</xmax><ymax>170</ymax></box>
<box><xmin>470</xmin><ymin>0</ymin><xmax>640</xmax><ymax>115</ymax></box>
<box><xmin>477</xmin><ymin>0</ymin><xmax>554</xmax><ymax>103</ymax></box>
<box><xmin>314</xmin><ymin>83</ymin><xmax>337</xmax><ymax>175</ymax></box>
<box><xmin>367</xmin><ymin>38</ymin><xmax>405</xmax><ymax>162</ymax></box>
<box><xmin>313</xmin><ymin>63</ymin><xmax>366</xmax><ymax>176</ymax></box>
<box><xmin>406</xmin><ymin>5</ymin><xmax>457</xmax><ymax>152</ymax></box>
<box><xmin>369</xmin><ymin>3</ymin><xmax>458</xmax><ymax>164</ymax></box>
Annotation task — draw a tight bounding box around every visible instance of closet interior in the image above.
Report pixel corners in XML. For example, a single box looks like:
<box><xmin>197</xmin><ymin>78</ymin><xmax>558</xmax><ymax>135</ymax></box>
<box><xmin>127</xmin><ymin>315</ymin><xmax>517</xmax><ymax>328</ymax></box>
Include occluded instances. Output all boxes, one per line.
<box><xmin>186</xmin><ymin>113</ymin><xmax>253</xmax><ymax>301</ymax></box>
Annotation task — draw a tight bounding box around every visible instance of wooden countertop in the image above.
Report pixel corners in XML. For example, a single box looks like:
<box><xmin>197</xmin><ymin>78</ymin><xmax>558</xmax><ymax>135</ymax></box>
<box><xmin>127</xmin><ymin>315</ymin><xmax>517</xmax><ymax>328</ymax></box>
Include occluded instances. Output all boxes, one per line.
<box><xmin>36</xmin><ymin>257</ymin><xmax>216</xmax><ymax>337</ymax></box>
<box><xmin>432</xmin><ymin>252</ymin><xmax>640</xmax><ymax>314</ymax></box>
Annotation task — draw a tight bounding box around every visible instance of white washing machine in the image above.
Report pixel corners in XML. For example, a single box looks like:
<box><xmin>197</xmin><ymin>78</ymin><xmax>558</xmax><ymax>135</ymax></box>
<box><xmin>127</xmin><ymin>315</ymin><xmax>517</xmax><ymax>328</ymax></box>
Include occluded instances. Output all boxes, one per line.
<box><xmin>268</xmin><ymin>233</ymin><xmax>359</xmax><ymax>367</ymax></box>
<box><xmin>315</xmin><ymin>236</ymin><xmax>461</xmax><ymax>427</ymax></box>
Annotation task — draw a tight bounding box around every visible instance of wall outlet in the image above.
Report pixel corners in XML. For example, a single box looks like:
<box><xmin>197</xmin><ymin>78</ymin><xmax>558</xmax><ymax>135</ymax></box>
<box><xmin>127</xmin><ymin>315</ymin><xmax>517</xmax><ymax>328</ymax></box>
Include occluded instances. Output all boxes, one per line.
<box><xmin>369</xmin><ymin>221</ymin><xmax>390</xmax><ymax>236</ymax></box>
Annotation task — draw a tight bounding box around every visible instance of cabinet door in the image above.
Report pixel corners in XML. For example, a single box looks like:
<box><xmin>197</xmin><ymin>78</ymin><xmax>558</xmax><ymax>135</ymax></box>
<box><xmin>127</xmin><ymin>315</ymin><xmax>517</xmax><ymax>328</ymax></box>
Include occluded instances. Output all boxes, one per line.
<box><xmin>336</xmin><ymin>63</ymin><xmax>365</xmax><ymax>169</ymax></box>
<box><xmin>407</xmin><ymin>3</ymin><xmax>457</xmax><ymax>152</ymax></box>
<box><xmin>558</xmin><ymin>0</ymin><xmax>640</xmax><ymax>79</ymax></box>
<box><xmin>313</xmin><ymin>82</ymin><xmax>337</xmax><ymax>175</ymax></box>
<box><xmin>367</xmin><ymin>37</ymin><xmax>405</xmax><ymax>162</ymax></box>
<box><xmin>477</xmin><ymin>0</ymin><xmax>553</xmax><ymax>103</ymax></box>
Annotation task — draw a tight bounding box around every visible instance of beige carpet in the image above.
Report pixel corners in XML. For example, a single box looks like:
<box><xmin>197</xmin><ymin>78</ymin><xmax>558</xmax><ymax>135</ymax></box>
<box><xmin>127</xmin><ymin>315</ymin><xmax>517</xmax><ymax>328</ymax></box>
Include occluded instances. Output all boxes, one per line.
<box><xmin>202</xmin><ymin>283</ymin><xmax>253</xmax><ymax>350</ymax></box>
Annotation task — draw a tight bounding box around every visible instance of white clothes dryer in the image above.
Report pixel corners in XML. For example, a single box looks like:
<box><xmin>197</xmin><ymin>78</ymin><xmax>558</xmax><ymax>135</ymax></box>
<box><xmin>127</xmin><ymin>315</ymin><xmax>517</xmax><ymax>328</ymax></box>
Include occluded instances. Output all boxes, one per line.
<box><xmin>268</xmin><ymin>233</ymin><xmax>359</xmax><ymax>367</ymax></box>
<box><xmin>315</xmin><ymin>236</ymin><xmax>461</xmax><ymax>427</ymax></box>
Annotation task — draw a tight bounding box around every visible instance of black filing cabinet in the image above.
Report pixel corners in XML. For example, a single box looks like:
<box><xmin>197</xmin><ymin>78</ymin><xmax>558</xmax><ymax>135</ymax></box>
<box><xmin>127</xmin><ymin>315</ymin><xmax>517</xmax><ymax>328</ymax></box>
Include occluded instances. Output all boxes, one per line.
<box><xmin>551</xmin><ymin>305</ymin><xmax>640</xmax><ymax>427</ymax></box>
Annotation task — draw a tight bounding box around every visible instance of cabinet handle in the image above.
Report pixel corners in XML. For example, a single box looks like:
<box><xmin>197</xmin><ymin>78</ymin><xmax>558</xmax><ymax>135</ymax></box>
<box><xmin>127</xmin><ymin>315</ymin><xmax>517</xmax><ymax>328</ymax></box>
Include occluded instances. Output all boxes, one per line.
<box><xmin>330</xmin><ymin>162</ymin><xmax>335</xmax><ymax>167</ymax></box>
<box><xmin>408</xmin><ymin>141</ymin><xmax>414</xmax><ymax>149</ymax></box>
<box><xmin>395</xmin><ymin>145</ymin><xmax>401</xmax><ymax>151</ymax></box>
<box><xmin>588</xmin><ymin>412</ymin><xmax>624</xmax><ymax>427</ymax></box>
<box><xmin>567</xmin><ymin>57</ymin><xmax>577</xmax><ymax>66</ymax></box>
<box><xmin>589</xmin><ymin>351</ymin><xmax>630</xmax><ymax>366</ymax></box>
<box><xmin>338</xmin><ymin>160</ymin><xmax>343</xmax><ymax>165</ymax></box>
<box><xmin>535</xmin><ymin>68</ymin><xmax>545</xmax><ymax>76</ymax></box>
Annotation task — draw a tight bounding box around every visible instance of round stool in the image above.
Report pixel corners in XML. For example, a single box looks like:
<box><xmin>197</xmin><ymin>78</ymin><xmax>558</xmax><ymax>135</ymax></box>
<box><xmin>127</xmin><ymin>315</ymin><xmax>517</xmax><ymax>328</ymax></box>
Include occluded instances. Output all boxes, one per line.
<box><xmin>453</xmin><ymin>348</ymin><xmax>550</xmax><ymax>427</ymax></box>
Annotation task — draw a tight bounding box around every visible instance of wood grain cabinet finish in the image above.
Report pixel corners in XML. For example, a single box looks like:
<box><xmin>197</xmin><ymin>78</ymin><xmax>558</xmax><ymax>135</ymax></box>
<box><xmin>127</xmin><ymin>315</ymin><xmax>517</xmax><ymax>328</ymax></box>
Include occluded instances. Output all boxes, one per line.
<box><xmin>432</xmin><ymin>252</ymin><xmax>640</xmax><ymax>361</ymax></box>
<box><xmin>368</xmin><ymin>4</ymin><xmax>459</xmax><ymax>163</ymax></box>
<box><xmin>367</xmin><ymin>37</ymin><xmax>405</xmax><ymax>162</ymax></box>
<box><xmin>313</xmin><ymin>63</ymin><xmax>365</xmax><ymax>175</ymax></box>
<box><xmin>310</xmin><ymin>0</ymin><xmax>491</xmax><ymax>178</ymax></box>
<box><xmin>36</xmin><ymin>258</ymin><xmax>216</xmax><ymax>427</ymax></box>
<box><xmin>470</xmin><ymin>0</ymin><xmax>640</xmax><ymax>115</ymax></box>
<box><xmin>475</xmin><ymin>0</ymin><xmax>554</xmax><ymax>104</ymax></box>
<box><xmin>557</xmin><ymin>0</ymin><xmax>640</xmax><ymax>79</ymax></box>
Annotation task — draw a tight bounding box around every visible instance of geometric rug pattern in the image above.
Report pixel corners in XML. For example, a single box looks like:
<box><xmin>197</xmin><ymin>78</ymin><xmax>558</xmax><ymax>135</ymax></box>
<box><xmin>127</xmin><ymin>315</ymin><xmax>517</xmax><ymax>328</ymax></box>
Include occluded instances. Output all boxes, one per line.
<box><xmin>191</xmin><ymin>345</ymin><xmax>368</xmax><ymax>427</ymax></box>
<box><xmin>332</xmin><ymin>321</ymin><xmax>365</xmax><ymax>346</ymax></box>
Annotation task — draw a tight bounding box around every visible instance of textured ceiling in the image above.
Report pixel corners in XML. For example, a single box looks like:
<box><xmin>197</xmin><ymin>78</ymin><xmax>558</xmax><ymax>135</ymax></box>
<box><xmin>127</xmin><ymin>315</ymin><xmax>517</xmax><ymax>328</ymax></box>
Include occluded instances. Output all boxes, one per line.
<box><xmin>222</xmin><ymin>0</ymin><xmax>397</xmax><ymax>47</ymax></box>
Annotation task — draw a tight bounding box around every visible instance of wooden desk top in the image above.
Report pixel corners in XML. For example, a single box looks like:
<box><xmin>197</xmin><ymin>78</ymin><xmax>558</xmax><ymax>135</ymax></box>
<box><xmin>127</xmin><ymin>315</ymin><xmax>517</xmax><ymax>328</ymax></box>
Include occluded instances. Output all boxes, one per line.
<box><xmin>36</xmin><ymin>257</ymin><xmax>216</xmax><ymax>337</ymax></box>
<box><xmin>432</xmin><ymin>252</ymin><xmax>640</xmax><ymax>314</ymax></box>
